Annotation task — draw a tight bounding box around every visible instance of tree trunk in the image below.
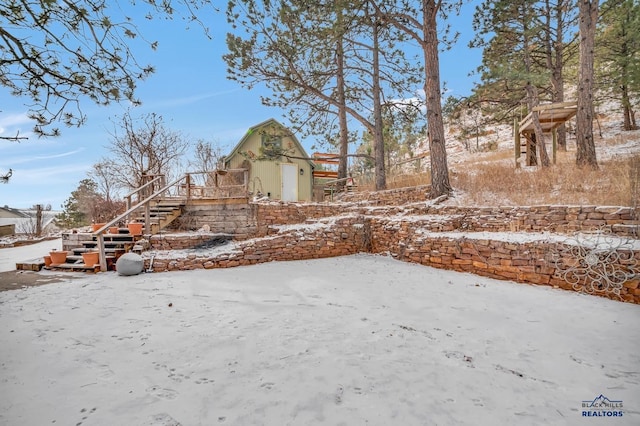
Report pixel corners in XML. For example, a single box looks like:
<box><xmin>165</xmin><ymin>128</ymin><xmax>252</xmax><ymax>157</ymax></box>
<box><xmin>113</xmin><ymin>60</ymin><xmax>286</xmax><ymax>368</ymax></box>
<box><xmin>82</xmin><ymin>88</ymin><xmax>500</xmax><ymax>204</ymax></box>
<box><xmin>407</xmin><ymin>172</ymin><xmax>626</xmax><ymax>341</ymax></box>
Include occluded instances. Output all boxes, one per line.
<box><xmin>576</xmin><ymin>0</ymin><xmax>599</xmax><ymax>169</ymax></box>
<box><xmin>36</xmin><ymin>204</ymin><xmax>43</xmax><ymax>237</ymax></box>
<box><xmin>621</xmin><ymin>84</ymin><xmax>638</xmax><ymax>131</ymax></box>
<box><xmin>424</xmin><ymin>0</ymin><xmax>451</xmax><ymax>198</ymax></box>
<box><xmin>523</xmin><ymin>8</ymin><xmax>549</xmax><ymax>168</ymax></box>
<box><xmin>372</xmin><ymin>16</ymin><xmax>386</xmax><ymax>191</ymax></box>
<box><xmin>335</xmin><ymin>34</ymin><xmax>350</xmax><ymax>189</ymax></box>
<box><xmin>553</xmin><ymin>0</ymin><xmax>568</xmax><ymax>150</ymax></box>
<box><xmin>526</xmin><ymin>132</ymin><xmax>538</xmax><ymax>166</ymax></box>
<box><xmin>533</xmin><ymin>111</ymin><xmax>550</xmax><ymax>167</ymax></box>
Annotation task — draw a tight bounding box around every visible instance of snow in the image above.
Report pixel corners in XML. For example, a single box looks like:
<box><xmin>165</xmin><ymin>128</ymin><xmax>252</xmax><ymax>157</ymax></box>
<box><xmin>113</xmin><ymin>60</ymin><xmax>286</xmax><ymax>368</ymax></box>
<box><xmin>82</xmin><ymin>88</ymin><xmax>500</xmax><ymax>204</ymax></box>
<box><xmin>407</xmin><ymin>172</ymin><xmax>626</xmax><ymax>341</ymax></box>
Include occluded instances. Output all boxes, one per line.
<box><xmin>1</xmin><ymin>245</ymin><xmax>639</xmax><ymax>425</ymax></box>
<box><xmin>0</xmin><ymin>238</ymin><xmax>61</xmax><ymax>272</ymax></box>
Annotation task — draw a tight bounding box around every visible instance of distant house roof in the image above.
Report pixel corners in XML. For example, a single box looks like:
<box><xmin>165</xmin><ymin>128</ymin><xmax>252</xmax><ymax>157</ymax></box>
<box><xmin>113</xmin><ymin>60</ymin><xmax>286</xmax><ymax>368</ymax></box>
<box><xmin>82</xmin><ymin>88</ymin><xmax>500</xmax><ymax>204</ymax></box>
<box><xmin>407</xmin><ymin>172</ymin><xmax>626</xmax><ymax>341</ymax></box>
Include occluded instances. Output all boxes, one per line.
<box><xmin>0</xmin><ymin>210</ymin><xmax>60</xmax><ymax>234</ymax></box>
<box><xmin>225</xmin><ymin>118</ymin><xmax>315</xmax><ymax>167</ymax></box>
<box><xmin>0</xmin><ymin>206</ymin><xmax>28</xmax><ymax>218</ymax></box>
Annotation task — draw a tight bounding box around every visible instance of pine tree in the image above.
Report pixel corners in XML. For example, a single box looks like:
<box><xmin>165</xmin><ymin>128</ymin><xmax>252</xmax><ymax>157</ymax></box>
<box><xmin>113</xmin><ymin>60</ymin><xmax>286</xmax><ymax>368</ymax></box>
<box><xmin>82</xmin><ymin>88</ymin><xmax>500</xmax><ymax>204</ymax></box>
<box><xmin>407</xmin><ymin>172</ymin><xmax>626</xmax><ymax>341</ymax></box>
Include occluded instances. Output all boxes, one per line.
<box><xmin>225</xmin><ymin>0</ymin><xmax>419</xmax><ymax>190</ymax></box>
<box><xmin>596</xmin><ymin>0</ymin><xmax>640</xmax><ymax>131</ymax></box>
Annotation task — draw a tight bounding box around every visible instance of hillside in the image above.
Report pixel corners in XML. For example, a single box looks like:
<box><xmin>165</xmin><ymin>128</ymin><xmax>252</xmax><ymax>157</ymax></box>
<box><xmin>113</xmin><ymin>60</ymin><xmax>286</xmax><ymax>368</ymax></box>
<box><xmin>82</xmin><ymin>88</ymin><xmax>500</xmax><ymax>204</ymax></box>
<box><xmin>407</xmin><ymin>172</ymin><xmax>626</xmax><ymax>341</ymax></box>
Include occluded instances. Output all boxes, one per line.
<box><xmin>371</xmin><ymin>106</ymin><xmax>640</xmax><ymax>207</ymax></box>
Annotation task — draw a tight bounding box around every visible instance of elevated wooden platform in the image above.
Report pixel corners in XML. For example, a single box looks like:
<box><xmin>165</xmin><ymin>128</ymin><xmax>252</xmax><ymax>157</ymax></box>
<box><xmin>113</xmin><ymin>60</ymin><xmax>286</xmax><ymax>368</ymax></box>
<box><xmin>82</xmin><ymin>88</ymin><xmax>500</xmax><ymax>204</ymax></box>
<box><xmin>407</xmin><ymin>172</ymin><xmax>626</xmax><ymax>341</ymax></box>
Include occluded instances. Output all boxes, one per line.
<box><xmin>312</xmin><ymin>170</ymin><xmax>339</xmax><ymax>179</ymax></box>
<box><xmin>516</xmin><ymin>101</ymin><xmax>577</xmax><ymax>167</ymax></box>
<box><xmin>519</xmin><ymin>101</ymin><xmax>577</xmax><ymax>133</ymax></box>
<box><xmin>312</xmin><ymin>152</ymin><xmax>340</xmax><ymax>180</ymax></box>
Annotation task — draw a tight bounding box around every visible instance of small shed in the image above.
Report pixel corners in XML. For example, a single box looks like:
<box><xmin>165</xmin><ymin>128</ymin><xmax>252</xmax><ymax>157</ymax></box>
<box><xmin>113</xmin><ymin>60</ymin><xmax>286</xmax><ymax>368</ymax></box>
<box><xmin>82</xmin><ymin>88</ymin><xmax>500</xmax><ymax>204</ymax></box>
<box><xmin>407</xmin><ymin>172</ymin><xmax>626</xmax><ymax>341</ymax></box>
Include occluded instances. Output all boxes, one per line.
<box><xmin>224</xmin><ymin>119</ymin><xmax>315</xmax><ymax>201</ymax></box>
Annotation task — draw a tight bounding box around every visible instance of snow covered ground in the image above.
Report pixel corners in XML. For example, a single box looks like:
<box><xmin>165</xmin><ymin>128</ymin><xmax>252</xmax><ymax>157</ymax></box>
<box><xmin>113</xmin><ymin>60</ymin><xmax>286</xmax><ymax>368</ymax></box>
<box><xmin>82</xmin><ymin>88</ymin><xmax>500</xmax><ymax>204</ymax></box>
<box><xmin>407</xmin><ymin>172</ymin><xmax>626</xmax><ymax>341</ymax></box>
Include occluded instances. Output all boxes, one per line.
<box><xmin>0</xmin><ymin>238</ymin><xmax>61</xmax><ymax>272</ymax></box>
<box><xmin>1</xmin><ymin>251</ymin><xmax>638</xmax><ymax>425</ymax></box>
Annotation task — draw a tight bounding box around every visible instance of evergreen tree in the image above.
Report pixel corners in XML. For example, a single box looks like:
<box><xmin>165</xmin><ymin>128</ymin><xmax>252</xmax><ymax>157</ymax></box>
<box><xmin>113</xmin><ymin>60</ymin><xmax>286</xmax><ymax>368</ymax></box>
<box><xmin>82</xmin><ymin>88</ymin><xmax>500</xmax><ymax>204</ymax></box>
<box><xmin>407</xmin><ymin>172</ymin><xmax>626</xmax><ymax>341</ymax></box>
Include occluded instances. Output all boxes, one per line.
<box><xmin>471</xmin><ymin>0</ymin><xmax>578</xmax><ymax>164</ymax></box>
<box><xmin>56</xmin><ymin>179</ymin><xmax>102</xmax><ymax>228</ymax></box>
<box><xmin>596</xmin><ymin>0</ymin><xmax>640</xmax><ymax>131</ymax></box>
<box><xmin>225</xmin><ymin>0</ymin><xmax>419</xmax><ymax>190</ymax></box>
<box><xmin>375</xmin><ymin>0</ymin><xmax>460</xmax><ymax>197</ymax></box>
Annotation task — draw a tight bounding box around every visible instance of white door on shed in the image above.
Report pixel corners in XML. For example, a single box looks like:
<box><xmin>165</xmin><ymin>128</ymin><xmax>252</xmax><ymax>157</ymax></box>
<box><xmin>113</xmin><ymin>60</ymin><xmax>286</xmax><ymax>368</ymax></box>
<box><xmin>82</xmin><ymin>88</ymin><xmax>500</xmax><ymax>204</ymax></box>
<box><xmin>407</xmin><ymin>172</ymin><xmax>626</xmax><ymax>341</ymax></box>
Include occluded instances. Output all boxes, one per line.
<box><xmin>281</xmin><ymin>163</ymin><xmax>298</xmax><ymax>201</ymax></box>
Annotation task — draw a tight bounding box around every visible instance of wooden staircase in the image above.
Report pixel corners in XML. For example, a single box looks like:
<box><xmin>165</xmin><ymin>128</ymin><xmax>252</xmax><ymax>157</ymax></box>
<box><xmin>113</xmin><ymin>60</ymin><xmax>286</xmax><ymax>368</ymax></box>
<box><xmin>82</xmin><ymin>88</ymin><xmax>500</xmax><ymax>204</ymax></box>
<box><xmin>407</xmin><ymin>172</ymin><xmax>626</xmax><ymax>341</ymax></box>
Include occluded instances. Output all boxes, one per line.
<box><xmin>134</xmin><ymin>200</ymin><xmax>185</xmax><ymax>234</ymax></box>
<box><xmin>47</xmin><ymin>228</ymin><xmax>140</xmax><ymax>272</ymax></box>
<box><xmin>48</xmin><ymin>198</ymin><xmax>185</xmax><ymax>272</ymax></box>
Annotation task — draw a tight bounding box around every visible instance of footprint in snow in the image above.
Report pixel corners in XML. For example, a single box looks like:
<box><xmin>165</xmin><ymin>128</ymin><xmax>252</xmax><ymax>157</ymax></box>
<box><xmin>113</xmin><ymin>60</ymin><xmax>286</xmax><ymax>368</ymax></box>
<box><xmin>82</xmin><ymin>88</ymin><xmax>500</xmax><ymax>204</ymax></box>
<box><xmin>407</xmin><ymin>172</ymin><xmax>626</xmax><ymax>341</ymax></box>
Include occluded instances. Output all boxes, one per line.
<box><xmin>146</xmin><ymin>385</ymin><xmax>178</xmax><ymax>400</ymax></box>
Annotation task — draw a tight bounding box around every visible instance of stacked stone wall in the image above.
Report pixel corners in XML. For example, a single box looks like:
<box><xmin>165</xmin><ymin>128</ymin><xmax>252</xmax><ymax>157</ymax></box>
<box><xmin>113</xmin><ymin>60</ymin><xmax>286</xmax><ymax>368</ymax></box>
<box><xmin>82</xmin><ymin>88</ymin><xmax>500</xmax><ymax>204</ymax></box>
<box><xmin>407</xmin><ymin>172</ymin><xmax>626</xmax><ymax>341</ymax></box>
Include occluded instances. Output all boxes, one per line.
<box><xmin>148</xmin><ymin>216</ymin><xmax>367</xmax><ymax>271</ymax></box>
<box><xmin>401</xmin><ymin>205</ymin><xmax>638</xmax><ymax>237</ymax></box>
<box><xmin>143</xmin><ymin>197</ymin><xmax>639</xmax><ymax>304</ymax></box>
<box><xmin>170</xmin><ymin>198</ymin><xmax>257</xmax><ymax>239</ymax></box>
<box><xmin>339</xmin><ymin>185</ymin><xmax>430</xmax><ymax>205</ymax></box>
<box><xmin>253</xmin><ymin>202</ymin><xmax>638</xmax><ymax>237</ymax></box>
<box><xmin>368</xmin><ymin>216</ymin><xmax>640</xmax><ymax>304</ymax></box>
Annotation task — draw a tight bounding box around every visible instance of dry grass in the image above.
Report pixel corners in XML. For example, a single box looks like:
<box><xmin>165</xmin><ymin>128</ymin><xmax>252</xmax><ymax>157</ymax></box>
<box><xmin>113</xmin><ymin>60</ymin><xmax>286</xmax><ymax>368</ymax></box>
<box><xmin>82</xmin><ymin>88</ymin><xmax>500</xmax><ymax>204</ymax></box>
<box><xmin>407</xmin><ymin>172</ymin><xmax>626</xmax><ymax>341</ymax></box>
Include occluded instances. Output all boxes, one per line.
<box><xmin>353</xmin><ymin>147</ymin><xmax>639</xmax><ymax>207</ymax></box>
<box><xmin>450</xmin><ymin>154</ymin><xmax>638</xmax><ymax>206</ymax></box>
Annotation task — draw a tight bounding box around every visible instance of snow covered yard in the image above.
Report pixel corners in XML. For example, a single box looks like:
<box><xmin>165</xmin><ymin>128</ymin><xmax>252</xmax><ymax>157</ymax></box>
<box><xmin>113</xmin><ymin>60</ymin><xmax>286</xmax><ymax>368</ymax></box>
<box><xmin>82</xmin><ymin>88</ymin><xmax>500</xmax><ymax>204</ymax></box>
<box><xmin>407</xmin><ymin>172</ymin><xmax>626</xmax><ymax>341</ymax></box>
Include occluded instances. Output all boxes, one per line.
<box><xmin>1</xmin><ymin>254</ymin><xmax>638</xmax><ymax>425</ymax></box>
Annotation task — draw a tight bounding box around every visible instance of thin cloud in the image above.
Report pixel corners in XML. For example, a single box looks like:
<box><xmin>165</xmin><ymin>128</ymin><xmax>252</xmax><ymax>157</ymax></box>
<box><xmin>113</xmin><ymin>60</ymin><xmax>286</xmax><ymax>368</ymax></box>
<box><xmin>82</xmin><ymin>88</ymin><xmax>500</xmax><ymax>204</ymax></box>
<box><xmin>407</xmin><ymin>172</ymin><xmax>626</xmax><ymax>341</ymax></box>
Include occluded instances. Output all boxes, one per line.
<box><xmin>145</xmin><ymin>89</ymin><xmax>241</xmax><ymax>109</ymax></box>
<box><xmin>10</xmin><ymin>163</ymin><xmax>92</xmax><ymax>184</ymax></box>
<box><xmin>0</xmin><ymin>112</ymin><xmax>33</xmax><ymax>138</ymax></box>
<box><xmin>3</xmin><ymin>149</ymin><xmax>86</xmax><ymax>165</ymax></box>
<box><xmin>0</xmin><ymin>112</ymin><xmax>31</xmax><ymax>128</ymax></box>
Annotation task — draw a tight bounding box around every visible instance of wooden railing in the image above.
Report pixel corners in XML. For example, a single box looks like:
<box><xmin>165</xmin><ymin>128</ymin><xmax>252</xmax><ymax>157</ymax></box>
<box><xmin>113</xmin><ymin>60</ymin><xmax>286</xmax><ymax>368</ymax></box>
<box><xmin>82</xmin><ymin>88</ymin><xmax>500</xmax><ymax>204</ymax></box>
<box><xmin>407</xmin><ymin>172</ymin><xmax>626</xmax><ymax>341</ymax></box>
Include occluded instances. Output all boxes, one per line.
<box><xmin>92</xmin><ymin>174</ymin><xmax>189</xmax><ymax>271</ymax></box>
<box><xmin>92</xmin><ymin>170</ymin><xmax>250</xmax><ymax>271</ymax></box>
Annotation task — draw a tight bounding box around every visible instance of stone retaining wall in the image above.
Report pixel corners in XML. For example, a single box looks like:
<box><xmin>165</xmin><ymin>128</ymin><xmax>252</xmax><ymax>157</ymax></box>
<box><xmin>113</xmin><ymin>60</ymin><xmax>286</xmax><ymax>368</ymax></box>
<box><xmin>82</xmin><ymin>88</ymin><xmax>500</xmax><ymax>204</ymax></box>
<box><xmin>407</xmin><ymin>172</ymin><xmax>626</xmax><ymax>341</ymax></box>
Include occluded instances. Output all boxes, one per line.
<box><xmin>253</xmin><ymin>202</ymin><xmax>639</xmax><ymax>237</ymax></box>
<box><xmin>147</xmin><ymin>216</ymin><xmax>367</xmax><ymax>271</ymax></box>
<box><xmin>146</xmin><ymin>201</ymin><xmax>640</xmax><ymax>303</ymax></box>
<box><xmin>134</xmin><ymin>189</ymin><xmax>640</xmax><ymax>304</ymax></box>
<box><xmin>338</xmin><ymin>185</ymin><xmax>430</xmax><ymax>205</ymax></box>
<box><xmin>171</xmin><ymin>198</ymin><xmax>257</xmax><ymax>239</ymax></box>
<box><xmin>368</xmin><ymin>216</ymin><xmax>640</xmax><ymax>304</ymax></box>
<box><xmin>400</xmin><ymin>205</ymin><xmax>638</xmax><ymax>237</ymax></box>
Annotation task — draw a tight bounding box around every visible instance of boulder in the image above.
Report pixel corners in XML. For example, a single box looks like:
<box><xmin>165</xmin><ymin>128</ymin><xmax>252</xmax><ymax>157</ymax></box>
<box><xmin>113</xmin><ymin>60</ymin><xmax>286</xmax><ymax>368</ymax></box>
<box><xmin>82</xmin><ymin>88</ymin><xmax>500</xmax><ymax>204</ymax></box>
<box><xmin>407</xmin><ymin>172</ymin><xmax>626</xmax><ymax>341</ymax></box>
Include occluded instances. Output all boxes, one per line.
<box><xmin>116</xmin><ymin>252</ymin><xmax>144</xmax><ymax>276</ymax></box>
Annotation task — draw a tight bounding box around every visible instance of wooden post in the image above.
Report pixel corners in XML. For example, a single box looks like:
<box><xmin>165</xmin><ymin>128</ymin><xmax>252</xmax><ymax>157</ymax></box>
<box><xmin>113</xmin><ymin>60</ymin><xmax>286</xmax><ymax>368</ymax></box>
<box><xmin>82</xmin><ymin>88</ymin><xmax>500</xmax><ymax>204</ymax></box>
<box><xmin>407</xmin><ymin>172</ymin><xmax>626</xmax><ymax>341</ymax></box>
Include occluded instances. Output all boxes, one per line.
<box><xmin>186</xmin><ymin>173</ymin><xmax>192</xmax><ymax>200</ymax></box>
<box><xmin>35</xmin><ymin>204</ymin><xmax>43</xmax><ymax>237</ymax></box>
<box><xmin>125</xmin><ymin>195</ymin><xmax>132</xmax><ymax>223</ymax></box>
<box><xmin>552</xmin><ymin>128</ymin><xmax>557</xmax><ymax>165</ymax></box>
<box><xmin>144</xmin><ymin>202</ymin><xmax>150</xmax><ymax>234</ymax></box>
<box><xmin>514</xmin><ymin>118</ymin><xmax>521</xmax><ymax>168</ymax></box>
<box><xmin>97</xmin><ymin>233</ymin><xmax>107</xmax><ymax>272</ymax></box>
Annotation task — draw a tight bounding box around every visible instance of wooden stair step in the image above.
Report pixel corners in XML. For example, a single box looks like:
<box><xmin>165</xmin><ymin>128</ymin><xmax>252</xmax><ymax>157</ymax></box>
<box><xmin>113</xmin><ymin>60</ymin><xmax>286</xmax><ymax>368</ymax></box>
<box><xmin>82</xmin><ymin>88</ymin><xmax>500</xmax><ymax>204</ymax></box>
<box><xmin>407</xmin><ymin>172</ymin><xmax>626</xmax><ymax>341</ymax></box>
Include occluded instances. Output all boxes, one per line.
<box><xmin>155</xmin><ymin>202</ymin><xmax>184</xmax><ymax>207</ymax></box>
<box><xmin>102</xmin><ymin>234</ymin><xmax>136</xmax><ymax>241</ymax></box>
<box><xmin>151</xmin><ymin>207</ymin><xmax>181</xmax><ymax>212</ymax></box>
<box><xmin>47</xmin><ymin>263</ymin><xmax>101</xmax><ymax>272</ymax></box>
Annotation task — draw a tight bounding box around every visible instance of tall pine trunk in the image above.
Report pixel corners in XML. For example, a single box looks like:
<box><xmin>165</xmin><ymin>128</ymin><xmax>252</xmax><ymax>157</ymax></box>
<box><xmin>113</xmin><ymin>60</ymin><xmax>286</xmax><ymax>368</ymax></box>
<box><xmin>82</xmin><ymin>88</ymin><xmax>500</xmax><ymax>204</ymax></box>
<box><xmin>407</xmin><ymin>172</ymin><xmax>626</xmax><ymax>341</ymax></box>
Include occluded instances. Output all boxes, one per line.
<box><xmin>336</xmin><ymin>35</ymin><xmax>349</xmax><ymax>188</ymax></box>
<box><xmin>552</xmin><ymin>0</ymin><xmax>567</xmax><ymax>150</ymax></box>
<box><xmin>424</xmin><ymin>0</ymin><xmax>451</xmax><ymax>198</ymax></box>
<box><xmin>523</xmin><ymin>5</ymin><xmax>550</xmax><ymax>168</ymax></box>
<box><xmin>576</xmin><ymin>0</ymin><xmax>599</xmax><ymax>169</ymax></box>
<box><xmin>335</xmin><ymin>10</ymin><xmax>349</xmax><ymax>187</ymax></box>
<box><xmin>372</xmin><ymin>15</ymin><xmax>386</xmax><ymax>190</ymax></box>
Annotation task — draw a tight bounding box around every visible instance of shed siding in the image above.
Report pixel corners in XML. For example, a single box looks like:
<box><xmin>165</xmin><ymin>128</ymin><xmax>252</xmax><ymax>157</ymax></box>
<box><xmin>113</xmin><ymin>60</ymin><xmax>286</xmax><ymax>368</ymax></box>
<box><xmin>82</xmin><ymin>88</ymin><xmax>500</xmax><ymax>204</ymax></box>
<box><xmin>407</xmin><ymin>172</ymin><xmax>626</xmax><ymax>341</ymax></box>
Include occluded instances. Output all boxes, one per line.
<box><xmin>227</xmin><ymin>124</ymin><xmax>313</xmax><ymax>201</ymax></box>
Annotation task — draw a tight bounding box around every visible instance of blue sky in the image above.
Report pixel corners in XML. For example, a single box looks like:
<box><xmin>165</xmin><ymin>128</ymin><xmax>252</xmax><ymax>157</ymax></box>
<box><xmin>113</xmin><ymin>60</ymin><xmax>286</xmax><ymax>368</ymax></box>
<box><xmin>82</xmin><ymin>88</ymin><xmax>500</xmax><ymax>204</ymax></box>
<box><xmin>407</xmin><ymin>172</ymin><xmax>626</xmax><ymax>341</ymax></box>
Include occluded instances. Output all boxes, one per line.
<box><xmin>0</xmin><ymin>1</ymin><xmax>482</xmax><ymax>209</ymax></box>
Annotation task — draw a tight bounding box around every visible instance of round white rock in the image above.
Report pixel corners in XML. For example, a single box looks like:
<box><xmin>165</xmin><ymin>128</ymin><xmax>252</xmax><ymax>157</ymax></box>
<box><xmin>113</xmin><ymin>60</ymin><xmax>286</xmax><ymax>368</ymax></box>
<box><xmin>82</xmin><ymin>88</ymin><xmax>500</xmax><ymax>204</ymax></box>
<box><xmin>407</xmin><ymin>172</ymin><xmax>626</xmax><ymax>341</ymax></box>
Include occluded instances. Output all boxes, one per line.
<box><xmin>116</xmin><ymin>252</ymin><xmax>144</xmax><ymax>276</ymax></box>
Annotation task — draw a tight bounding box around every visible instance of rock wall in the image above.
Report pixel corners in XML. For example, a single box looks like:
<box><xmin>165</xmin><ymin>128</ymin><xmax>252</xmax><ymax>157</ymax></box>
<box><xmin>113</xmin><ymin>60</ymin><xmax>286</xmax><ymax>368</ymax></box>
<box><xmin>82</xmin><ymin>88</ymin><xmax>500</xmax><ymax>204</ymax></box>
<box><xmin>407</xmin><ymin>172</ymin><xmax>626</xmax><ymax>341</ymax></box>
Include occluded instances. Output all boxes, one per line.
<box><xmin>254</xmin><ymin>202</ymin><xmax>639</xmax><ymax>237</ymax></box>
<box><xmin>148</xmin><ymin>216</ymin><xmax>367</xmax><ymax>271</ymax></box>
<box><xmin>368</xmin><ymin>216</ymin><xmax>640</xmax><ymax>304</ymax></box>
<box><xmin>338</xmin><ymin>185</ymin><xmax>431</xmax><ymax>205</ymax></box>
<box><xmin>145</xmin><ymin>198</ymin><xmax>640</xmax><ymax>304</ymax></box>
<box><xmin>171</xmin><ymin>198</ymin><xmax>257</xmax><ymax>239</ymax></box>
